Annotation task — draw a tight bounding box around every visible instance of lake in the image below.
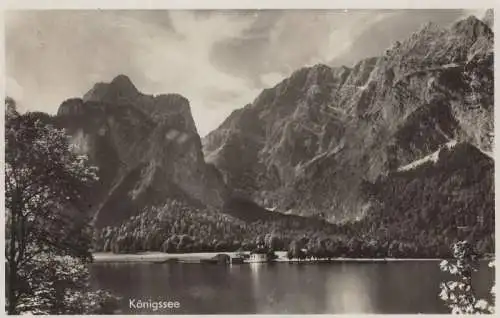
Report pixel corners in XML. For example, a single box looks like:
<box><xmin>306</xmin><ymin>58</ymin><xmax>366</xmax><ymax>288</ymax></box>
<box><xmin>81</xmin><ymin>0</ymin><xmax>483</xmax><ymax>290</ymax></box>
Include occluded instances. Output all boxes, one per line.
<box><xmin>90</xmin><ymin>261</ymin><xmax>494</xmax><ymax>314</ymax></box>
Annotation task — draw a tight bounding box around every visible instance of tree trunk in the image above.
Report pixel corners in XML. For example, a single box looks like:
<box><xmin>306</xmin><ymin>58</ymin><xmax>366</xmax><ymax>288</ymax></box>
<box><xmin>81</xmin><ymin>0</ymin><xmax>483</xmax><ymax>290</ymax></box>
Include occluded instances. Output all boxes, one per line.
<box><xmin>7</xmin><ymin>256</ymin><xmax>18</xmax><ymax>314</ymax></box>
<box><xmin>7</xmin><ymin>198</ymin><xmax>20</xmax><ymax>314</ymax></box>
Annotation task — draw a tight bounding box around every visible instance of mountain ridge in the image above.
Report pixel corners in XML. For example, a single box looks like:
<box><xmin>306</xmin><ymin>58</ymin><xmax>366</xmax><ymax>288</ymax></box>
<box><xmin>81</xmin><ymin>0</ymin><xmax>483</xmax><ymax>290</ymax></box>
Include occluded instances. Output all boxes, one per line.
<box><xmin>202</xmin><ymin>14</ymin><xmax>494</xmax><ymax>221</ymax></box>
<box><xmin>45</xmin><ymin>13</ymin><xmax>494</xmax><ymax>227</ymax></box>
<box><xmin>56</xmin><ymin>75</ymin><xmax>227</xmax><ymax>227</ymax></box>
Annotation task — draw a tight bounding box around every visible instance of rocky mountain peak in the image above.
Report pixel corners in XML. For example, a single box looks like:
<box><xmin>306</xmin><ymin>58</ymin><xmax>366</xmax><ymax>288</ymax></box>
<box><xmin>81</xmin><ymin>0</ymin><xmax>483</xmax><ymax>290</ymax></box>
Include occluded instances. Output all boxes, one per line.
<box><xmin>483</xmin><ymin>9</ymin><xmax>494</xmax><ymax>28</ymax></box>
<box><xmin>83</xmin><ymin>74</ymin><xmax>140</xmax><ymax>103</ymax></box>
<box><xmin>451</xmin><ymin>14</ymin><xmax>493</xmax><ymax>40</ymax></box>
<box><xmin>52</xmin><ymin>13</ymin><xmax>493</xmax><ymax>227</ymax></box>
<box><xmin>110</xmin><ymin>74</ymin><xmax>138</xmax><ymax>92</ymax></box>
<box><xmin>150</xmin><ymin>94</ymin><xmax>197</xmax><ymax>132</ymax></box>
<box><xmin>57</xmin><ymin>98</ymin><xmax>86</xmax><ymax>116</ymax></box>
<box><xmin>202</xmin><ymin>14</ymin><xmax>494</xmax><ymax>220</ymax></box>
<box><xmin>55</xmin><ymin>78</ymin><xmax>226</xmax><ymax>227</ymax></box>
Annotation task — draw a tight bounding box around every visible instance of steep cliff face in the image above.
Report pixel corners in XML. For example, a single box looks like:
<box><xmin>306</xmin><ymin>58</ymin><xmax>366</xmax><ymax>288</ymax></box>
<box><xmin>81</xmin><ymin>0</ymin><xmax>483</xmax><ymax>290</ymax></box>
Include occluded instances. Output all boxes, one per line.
<box><xmin>203</xmin><ymin>15</ymin><xmax>494</xmax><ymax>221</ymax></box>
<box><xmin>57</xmin><ymin>75</ymin><xmax>226</xmax><ymax>227</ymax></box>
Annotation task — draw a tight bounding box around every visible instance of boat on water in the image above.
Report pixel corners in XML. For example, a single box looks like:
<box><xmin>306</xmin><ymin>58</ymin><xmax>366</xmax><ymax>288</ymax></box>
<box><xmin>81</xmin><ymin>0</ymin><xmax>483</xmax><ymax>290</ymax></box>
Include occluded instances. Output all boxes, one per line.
<box><xmin>230</xmin><ymin>257</ymin><xmax>245</xmax><ymax>264</ymax></box>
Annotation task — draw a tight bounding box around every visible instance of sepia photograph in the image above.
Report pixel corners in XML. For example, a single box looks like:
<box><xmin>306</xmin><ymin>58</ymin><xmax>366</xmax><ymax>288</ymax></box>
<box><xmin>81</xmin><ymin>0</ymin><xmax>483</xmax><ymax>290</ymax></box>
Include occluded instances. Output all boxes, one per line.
<box><xmin>4</xmin><ymin>4</ymin><xmax>496</xmax><ymax>315</ymax></box>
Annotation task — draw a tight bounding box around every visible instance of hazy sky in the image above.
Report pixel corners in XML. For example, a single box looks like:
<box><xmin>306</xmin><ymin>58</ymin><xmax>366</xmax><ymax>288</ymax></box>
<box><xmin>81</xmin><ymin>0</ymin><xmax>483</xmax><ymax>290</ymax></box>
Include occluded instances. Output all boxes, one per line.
<box><xmin>5</xmin><ymin>9</ymin><xmax>484</xmax><ymax>136</ymax></box>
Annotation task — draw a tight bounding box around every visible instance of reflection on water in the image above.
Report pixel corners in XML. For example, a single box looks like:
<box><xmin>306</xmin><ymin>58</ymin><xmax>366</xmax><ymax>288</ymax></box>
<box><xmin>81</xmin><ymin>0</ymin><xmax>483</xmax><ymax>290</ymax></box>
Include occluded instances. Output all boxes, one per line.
<box><xmin>326</xmin><ymin>264</ymin><xmax>374</xmax><ymax>313</ymax></box>
<box><xmin>90</xmin><ymin>261</ymin><xmax>494</xmax><ymax>314</ymax></box>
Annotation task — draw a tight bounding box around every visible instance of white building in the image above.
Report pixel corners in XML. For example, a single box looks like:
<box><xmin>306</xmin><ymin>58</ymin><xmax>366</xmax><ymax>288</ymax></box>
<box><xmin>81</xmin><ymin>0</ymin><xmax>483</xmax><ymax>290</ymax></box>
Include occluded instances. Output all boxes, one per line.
<box><xmin>247</xmin><ymin>252</ymin><xmax>269</xmax><ymax>263</ymax></box>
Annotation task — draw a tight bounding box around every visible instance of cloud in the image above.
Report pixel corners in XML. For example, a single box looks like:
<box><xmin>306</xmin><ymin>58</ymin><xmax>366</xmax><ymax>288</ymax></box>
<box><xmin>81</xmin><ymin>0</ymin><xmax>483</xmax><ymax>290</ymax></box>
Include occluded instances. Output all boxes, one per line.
<box><xmin>130</xmin><ymin>11</ymin><xmax>263</xmax><ymax>134</ymax></box>
<box><xmin>211</xmin><ymin>9</ymin><xmax>471</xmax><ymax>82</ymax></box>
<box><xmin>5</xmin><ymin>9</ymin><xmax>472</xmax><ymax>136</ymax></box>
<box><xmin>211</xmin><ymin>10</ymin><xmax>350</xmax><ymax>84</ymax></box>
<box><xmin>260</xmin><ymin>72</ymin><xmax>285</xmax><ymax>87</ymax></box>
<box><xmin>5</xmin><ymin>10</ymin><xmax>260</xmax><ymax>136</ymax></box>
<box><xmin>329</xmin><ymin>9</ymin><xmax>471</xmax><ymax>67</ymax></box>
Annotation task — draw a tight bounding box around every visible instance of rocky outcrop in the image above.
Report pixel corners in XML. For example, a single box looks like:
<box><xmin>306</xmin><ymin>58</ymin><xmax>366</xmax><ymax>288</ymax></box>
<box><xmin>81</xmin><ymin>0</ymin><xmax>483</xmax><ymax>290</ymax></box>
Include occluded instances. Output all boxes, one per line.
<box><xmin>482</xmin><ymin>9</ymin><xmax>494</xmax><ymax>29</ymax></box>
<box><xmin>56</xmin><ymin>75</ymin><xmax>226</xmax><ymax>227</ymax></box>
<box><xmin>203</xmin><ymin>15</ymin><xmax>494</xmax><ymax>221</ymax></box>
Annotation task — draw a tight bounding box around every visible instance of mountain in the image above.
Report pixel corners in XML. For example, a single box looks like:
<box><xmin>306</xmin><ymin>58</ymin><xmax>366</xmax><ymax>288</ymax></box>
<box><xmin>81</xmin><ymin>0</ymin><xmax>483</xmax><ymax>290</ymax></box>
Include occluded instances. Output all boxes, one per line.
<box><xmin>361</xmin><ymin>141</ymin><xmax>494</xmax><ymax>251</ymax></box>
<box><xmin>55</xmin><ymin>75</ymin><xmax>227</xmax><ymax>228</ymax></box>
<box><xmin>483</xmin><ymin>9</ymin><xmax>494</xmax><ymax>29</ymax></box>
<box><xmin>203</xmin><ymin>15</ymin><xmax>494</xmax><ymax>221</ymax></box>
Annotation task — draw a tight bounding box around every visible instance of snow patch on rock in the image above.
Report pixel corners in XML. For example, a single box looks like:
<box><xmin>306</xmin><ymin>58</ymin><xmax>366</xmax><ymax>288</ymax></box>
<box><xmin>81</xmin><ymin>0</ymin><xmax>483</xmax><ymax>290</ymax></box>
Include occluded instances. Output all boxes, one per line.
<box><xmin>397</xmin><ymin>140</ymin><xmax>457</xmax><ymax>172</ymax></box>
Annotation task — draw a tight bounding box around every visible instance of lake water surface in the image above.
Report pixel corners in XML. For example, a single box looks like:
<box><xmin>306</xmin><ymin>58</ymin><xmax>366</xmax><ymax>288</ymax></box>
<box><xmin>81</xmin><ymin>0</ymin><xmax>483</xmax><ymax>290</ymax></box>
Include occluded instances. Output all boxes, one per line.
<box><xmin>90</xmin><ymin>261</ymin><xmax>493</xmax><ymax>314</ymax></box>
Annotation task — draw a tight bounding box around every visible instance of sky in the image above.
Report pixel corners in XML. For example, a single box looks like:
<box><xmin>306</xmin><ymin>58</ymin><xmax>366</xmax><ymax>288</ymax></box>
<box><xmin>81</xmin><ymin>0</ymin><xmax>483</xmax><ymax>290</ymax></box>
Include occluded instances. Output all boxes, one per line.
<box><xmin>5</xmin><ymin>9</ymin><xmax>485</xmax><ymax>136</ymax></box>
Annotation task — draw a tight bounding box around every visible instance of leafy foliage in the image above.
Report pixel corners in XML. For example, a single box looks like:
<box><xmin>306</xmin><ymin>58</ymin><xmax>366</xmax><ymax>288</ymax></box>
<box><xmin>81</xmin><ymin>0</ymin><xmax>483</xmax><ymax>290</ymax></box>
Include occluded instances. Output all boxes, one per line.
<box><xmin>5</xmin><ymin>100</ymin><xmax>118</xmax><ymax>314</ymax></box>
<box><xmin>93</xmin><ymin>182</ymin><xmax>493</xmax><ymax>260</ymax></box>
<box><xmin>93</xmin><ymin>143</ymin><xmax>495</xmax><ymax>259</ymax></box>
<box><xmin>439</xmin><ymin>241</ymin><xmax>495</xmax><ymax>314</ymax></box>
<box><xmin>357</xmin><ymin>143</ymin><xmax>494</xmax><ymax>258</ymax></box>
<box><xmin>12</xmin><ymin>251</ymin><xmax>120</xmax><ymax>314</ymax></box>
<box><xmin>93</xmin><ymin>199</ymin><xmax>340</xmax><ymax>254</ymax></box>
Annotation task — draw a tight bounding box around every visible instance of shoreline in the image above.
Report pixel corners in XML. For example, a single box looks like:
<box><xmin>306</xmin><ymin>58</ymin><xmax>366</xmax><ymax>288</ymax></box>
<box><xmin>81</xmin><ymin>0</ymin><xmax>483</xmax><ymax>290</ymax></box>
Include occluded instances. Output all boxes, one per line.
<box><xmin>92</xmin><ymin>251</ymin><xmax>467</xmax><ymax>264</ymax></box>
